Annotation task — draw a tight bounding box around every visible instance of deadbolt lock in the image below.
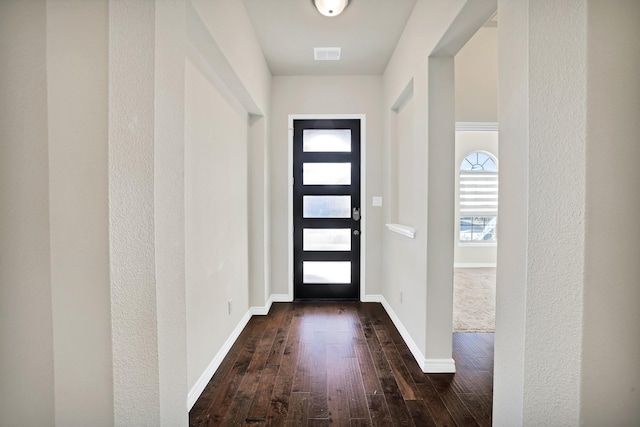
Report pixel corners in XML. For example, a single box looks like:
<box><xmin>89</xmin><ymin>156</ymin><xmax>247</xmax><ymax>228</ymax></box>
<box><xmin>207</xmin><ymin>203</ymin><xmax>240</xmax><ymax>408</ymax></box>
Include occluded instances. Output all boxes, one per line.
<box><xmin>352</xmin><ymin>207</ymin><xmax>360</xmax><ymax>221</ymax></box>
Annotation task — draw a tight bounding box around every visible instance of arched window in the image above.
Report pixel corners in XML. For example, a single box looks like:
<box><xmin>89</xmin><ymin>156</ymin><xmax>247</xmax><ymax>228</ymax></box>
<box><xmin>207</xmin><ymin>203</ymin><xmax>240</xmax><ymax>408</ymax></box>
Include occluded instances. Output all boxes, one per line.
<box><xmin>459</xmin><ymin>151</ymin><xmax>498</xmax><ymax>242</ymax></box>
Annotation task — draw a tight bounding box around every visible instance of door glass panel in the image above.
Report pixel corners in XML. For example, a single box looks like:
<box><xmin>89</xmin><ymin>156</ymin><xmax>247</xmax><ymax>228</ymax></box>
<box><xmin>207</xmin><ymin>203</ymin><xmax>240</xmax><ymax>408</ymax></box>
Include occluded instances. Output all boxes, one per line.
<box><xmin>303</xmin><ymin>196</ymin><xmax>351</xmax><ymax>218</ymax></box>
<box><xmin>303</xmin><ymin>229</ymin><xmax>351</xmax><ymax>251</ymax></box>
<box><xmin>303</xmin><ymin>163</ymin><xmax>351</xmax><ymax>185</ymax></box>
<box><xmin>303</xmin><ymin>129</ymin><xmax>351</xmax><ymax>152</ymax></box>
<box><xmin>303</xmin><ymin>261</ymin><xmax>351</xmax><ymax>284</ymax></box>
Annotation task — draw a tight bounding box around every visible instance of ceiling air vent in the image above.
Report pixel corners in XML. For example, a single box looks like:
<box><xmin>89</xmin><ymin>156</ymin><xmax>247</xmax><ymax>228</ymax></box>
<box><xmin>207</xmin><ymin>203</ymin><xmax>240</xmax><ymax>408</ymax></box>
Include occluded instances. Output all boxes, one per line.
<box><xmin>314</xmin><ymin>47</ymin><xmax>341</xmax><ymax>61</ymax></box>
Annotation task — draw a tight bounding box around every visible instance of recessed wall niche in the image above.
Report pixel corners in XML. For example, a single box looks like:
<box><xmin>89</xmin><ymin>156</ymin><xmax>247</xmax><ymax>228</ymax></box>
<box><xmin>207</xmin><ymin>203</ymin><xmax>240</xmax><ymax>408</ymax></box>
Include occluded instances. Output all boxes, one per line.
<box><xmin>390</xmin><ymin>79</ymin><xmax>415</xmax><ymax>227</ymax></box>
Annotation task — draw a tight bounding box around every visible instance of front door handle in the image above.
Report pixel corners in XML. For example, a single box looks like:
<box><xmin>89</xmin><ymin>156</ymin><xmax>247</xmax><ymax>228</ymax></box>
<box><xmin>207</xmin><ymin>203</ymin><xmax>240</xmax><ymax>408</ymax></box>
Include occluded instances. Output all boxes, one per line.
<box><xmin>352</xmin><ymin>207</ymin><xmax>360</xmax><ymax>221</ymax></box>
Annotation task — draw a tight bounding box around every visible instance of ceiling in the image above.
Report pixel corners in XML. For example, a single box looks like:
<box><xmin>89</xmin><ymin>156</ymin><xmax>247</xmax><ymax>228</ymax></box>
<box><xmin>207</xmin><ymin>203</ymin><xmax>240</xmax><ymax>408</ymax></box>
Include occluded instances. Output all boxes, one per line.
<box><xmin>242</xmin><ymin>0</ymin><xmax>418</xmax><ymax>76</ymax></box>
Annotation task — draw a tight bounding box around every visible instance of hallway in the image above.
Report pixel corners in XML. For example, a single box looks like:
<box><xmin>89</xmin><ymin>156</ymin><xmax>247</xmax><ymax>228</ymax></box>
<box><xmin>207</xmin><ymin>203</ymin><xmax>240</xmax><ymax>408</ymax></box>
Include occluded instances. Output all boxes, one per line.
<box><xmin>189</xmin><ymin>303</ymin><xmax>493</xmax><ymax>426</ymax></box>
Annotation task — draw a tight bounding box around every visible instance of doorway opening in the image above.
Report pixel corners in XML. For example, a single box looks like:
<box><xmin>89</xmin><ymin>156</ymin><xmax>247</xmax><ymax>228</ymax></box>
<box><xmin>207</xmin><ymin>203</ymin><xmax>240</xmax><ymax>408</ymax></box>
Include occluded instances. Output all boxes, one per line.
<box><xmin>452</xmin><ymin>15</ymin><xmax>498</xmax><ymax>333</ymax></box>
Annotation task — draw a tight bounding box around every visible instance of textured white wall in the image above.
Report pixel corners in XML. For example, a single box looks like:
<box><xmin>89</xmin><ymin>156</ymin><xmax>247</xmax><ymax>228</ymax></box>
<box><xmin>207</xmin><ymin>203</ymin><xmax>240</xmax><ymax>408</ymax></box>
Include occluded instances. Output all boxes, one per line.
<box><xmin>524</xmin><ymin>1</ymin><xmax>587</xmax><ymax>423</ymax></box>
<box><xmin>496</xmin><ymin>1</ymin><xmax>640</xmax><ymax>424</ymax></box>
<box><xmin>0</xmin><ymin>1</ymin><xmax>55</xmax><ymax>425</ymax></box>
<box><xmin>269</xmin><ymin>75</ymin><xmax>384</xmax><ymax>298</ymax></box>
<box><xmin>47</xmin><ymin>0</ymin><xmax>113</xmax><ymax>425</ymax></box>
<box><xmin>185</xmin><ymin>56</ymin><xmax>250</xmax><ymax>390</ymax></box>
<box><xmin>581</xmin><ymin>1</ymin><xmax>640</xmax><ymax>424</ymax></box>
<box><xmin>108</xmin><ymin>1</ymin><xmax>162</xmax><ymax>423</ymax></box>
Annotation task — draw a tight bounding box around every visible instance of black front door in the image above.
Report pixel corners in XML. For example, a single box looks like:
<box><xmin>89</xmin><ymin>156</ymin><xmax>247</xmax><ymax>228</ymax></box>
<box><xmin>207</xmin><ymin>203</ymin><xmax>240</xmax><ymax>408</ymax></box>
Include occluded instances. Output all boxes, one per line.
<box><xmin>293</xmin><ymin>119</ymin><xmax>361</xmax><ymax>300</ymax></box>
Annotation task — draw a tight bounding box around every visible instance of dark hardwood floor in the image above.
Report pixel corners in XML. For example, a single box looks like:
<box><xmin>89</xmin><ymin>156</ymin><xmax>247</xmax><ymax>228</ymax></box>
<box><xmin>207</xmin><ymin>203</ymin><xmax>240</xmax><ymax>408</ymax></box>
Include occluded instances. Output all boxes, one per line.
<box><xmin>189</xmin><ymin>302</ymin><xmax>494</xmax><ymax>426</ymax></box>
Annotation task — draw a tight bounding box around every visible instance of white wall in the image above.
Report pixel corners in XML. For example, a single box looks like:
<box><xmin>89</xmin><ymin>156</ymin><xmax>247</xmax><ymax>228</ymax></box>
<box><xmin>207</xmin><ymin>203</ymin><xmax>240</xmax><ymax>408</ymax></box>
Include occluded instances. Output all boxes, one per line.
<box><xmin>0</xmin><ymin>2</ymin><xmax>55</xmax><ymax>425</ymax></box>
<box><xmin>581</xmin><ymin>1</ymin><xmax>640</xmax><ymax>424</ymax></box>
<box><xmin>184</xmin><ymin>0</ymin><xmax>271</xmax><ymax>409</ymax></box>
<box><xmin>189</xmin><ymin>0</ymin><xmax>272</xmax><ymax>313</ymax></box>
<box><xmin>191</xmin><ymin>0</ymin><xmax>270</xmax><ymax>115</ymax></box>
<box><xmin>185</xmin><ymin>55</ymin><xmax>250</xmax><ymax>390</ymax></box>
<box><xmin>454</xmin><ymin>130</ymin><xmax>498</xmax><ymax>266</ymax></box>
<box><xmin>269</xmin><ymin>75</ymin><xmax>384</xmax><ymax>298</ymax></box>
<box><xmin>454</xmin><ymin>27</ymin><xmax>498</xmax><ymax>123</ymax></box>
<box><xmin>47</xmin><ymin>0</ymin><xmax>113</xmax><ymax>425</ymax></box>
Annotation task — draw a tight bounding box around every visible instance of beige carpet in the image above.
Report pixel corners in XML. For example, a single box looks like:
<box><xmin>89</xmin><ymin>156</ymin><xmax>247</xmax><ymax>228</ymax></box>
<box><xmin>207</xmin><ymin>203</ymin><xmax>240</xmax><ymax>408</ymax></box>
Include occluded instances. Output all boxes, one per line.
<box><xmin>453</xmin><ymin>267</ymin><xmax>496</xmax><ymax>332</ymax></box>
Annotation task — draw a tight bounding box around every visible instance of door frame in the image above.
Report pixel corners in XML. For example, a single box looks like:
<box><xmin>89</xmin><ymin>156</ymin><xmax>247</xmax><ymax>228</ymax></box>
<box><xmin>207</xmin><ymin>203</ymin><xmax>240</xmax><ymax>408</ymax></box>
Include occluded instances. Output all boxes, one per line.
<box><xmin>288</xmin><ymin>114</ymin><xmax>367</xmax><ymax>301</ymax></box>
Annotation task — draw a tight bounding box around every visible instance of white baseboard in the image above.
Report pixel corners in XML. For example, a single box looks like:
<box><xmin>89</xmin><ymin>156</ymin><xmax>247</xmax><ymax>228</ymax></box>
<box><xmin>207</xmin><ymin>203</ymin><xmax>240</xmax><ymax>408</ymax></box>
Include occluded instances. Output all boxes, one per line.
<box><xmin>249</xmin><ymin>295</ymin><xmax>274</xmax><ymax>316</ymax></box>
<box><xmin>454</xmin><ymin>263</ymin><xmax>497</xmax><ymax>268</ymax></box>
<box><xmin>187</xmin><ymin>310</ymin><xmax>252</xmax><ymax>410</ymax></box>
<box><xmin>270</xmin><ymin>293</ymin><xmax>292</xmax><ymax>303</ymax></box>
<box><xmin>248</xmin><ymin>294</ymin><xmax>292</xmax><ymax>316</ymax></box>
<box><xmin>361</xmin><ymin>294</ymin><xmax>384</xmax><ymax>303</ymax></box>
<box><xmin>375</xmin><ymin>295</ymin><xmax>456</xmax><ymax>374</ymax></box>
<box><xmin>424</xmin><ymin>358</ymin><xmax>457</xmax><ymax>373</ymax></box>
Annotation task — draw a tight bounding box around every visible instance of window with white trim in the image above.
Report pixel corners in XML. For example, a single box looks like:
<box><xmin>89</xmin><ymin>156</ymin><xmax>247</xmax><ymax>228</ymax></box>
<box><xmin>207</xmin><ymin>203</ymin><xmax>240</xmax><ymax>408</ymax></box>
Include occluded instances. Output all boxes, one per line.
<box><xmin>459</xmin><ymin>151</ymin><xmax>498</xmax><ymax>242</ymax></box>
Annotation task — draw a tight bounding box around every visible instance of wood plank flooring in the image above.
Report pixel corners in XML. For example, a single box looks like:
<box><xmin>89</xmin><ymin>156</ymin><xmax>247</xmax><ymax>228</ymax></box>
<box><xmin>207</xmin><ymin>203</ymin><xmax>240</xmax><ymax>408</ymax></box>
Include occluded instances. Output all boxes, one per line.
<box><xmin>189</xmin><ymin>302</ymin><xmax>494</xmax><ymax>426</ymax></box>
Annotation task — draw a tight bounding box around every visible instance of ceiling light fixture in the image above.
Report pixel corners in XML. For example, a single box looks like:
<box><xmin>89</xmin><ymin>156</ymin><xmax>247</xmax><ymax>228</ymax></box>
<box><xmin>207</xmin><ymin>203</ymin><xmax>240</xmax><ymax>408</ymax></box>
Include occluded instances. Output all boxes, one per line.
<box><xmin>313</xmin><ymin>0</ymin><xmax>349</xmax><ymax>17</ymax></box>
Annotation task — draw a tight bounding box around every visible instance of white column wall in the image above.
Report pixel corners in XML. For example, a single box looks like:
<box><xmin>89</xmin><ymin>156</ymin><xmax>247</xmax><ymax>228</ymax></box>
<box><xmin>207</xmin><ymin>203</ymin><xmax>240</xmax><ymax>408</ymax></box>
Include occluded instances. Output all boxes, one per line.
<box><xmin>425</xmin><ymin>56</ymin><xmax>455</xmax><ymax>362</ymax></box>
<box><xmin>248</xmin><ymin>115</ymin><xmax>271</xmax><ymax>307</ymax></box>
<box><xmin>495</xmin><ymin>0</ymin><xmax>588</xmax><ymax>424</ymax></box>
<box><xmin>493</xmin><ymin>0</ymin><xmax>528</xmax><ymax>423</ymax></box>
<box><xmin>109</xmin><ymin>1</ymin><xmax>190</xmax><ymax>424</ymax></box>
<box><xmin>154</xmin><ymin>0</ymin><xmax>188</xmax><ymax>424</ymax></box>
